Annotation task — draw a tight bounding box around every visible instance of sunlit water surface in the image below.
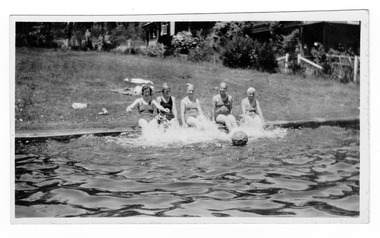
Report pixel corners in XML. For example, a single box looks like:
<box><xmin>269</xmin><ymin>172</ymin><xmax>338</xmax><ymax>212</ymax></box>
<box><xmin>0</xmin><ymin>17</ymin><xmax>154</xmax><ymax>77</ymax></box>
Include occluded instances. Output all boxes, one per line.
<box><xmin>15</xmin><ymin>125</ymin><xmax>359</xmax><ymax>218</ymax></box>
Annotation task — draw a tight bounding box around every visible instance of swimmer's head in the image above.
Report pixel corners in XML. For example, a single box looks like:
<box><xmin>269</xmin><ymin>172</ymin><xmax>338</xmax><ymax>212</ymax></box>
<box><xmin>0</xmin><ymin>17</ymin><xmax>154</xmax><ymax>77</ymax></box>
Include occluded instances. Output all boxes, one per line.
<box><xmin>219</xmin><ymin>82</ymin><xmax>227</xmax><ymax>95</ymax></box>
<box><xmin>162</xmin><ymin>83</ymin><xmax>171</xmax><ymax>95</ymax></box>
<box><xmin>247</xmin><ymin>87</ymin><xmax>256</xmax><ymax>97</ymax></box>
<box><xmin>186</xmin><ymin>83</ymin><xmax>195</xmax><ymax>95</ymax></box>
<box><xmin>141</xmin><ymin>85</ymin><xmax>153</xmax><ymax>96</ymax></box>
<box><xmin>186</xmin><ymin>83</ymin><xmax>194</xmax><ymax>90</ymax></box>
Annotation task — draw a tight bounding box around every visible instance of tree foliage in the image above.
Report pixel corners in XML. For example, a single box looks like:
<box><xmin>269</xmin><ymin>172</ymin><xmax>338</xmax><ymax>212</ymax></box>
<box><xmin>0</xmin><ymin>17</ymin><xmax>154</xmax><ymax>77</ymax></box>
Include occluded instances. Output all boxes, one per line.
<box><xmin>15</xmin><ymin>22</ymin><xmax>146</xmax><ymax>49</ymax></box>
<box><xmin>171</xmin><ymin>31</ymin><xmax>201</xmax><ymax>54</ymax></box>
<box><xmin>212</xmin><ymin>21</ymin><xmax>280</xmax><ymax>73</ymax></box>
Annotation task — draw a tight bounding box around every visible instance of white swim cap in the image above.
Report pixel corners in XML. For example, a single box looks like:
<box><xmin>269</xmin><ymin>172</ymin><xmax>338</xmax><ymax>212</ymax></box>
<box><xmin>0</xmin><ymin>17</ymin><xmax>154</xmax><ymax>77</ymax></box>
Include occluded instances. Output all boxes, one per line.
<box><xmin>162</xmin><ymin>83</ymin><xmax>170</xmax><ymax>92</ymax></box>
<box><xmin>247</xmin><ymin>87</ymin><xmax>256</xmax><ymax>94</ymax></box>
<box><xmin>186</xmin><ymin>83</ymin><xmax>194</xmax><ymax>90</ymax></box>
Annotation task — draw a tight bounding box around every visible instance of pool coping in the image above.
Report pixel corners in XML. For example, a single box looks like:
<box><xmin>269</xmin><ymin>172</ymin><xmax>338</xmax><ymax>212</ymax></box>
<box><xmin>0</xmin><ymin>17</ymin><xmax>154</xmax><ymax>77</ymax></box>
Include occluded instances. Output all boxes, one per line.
<box><xmin>14</xmin><ymin>116</ymin><xmax>359</xmax><ymax>141</ymax></box>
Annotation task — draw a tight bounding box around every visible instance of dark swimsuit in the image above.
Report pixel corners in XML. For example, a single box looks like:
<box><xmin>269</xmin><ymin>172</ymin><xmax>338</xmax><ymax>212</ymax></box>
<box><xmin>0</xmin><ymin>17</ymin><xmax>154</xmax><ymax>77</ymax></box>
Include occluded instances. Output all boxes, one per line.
<box><xmin>215</xmin><ymin>95</ymin><xmax>232</xmax><ymax>117</ymax></box>
<box><xmin>138</xmin><ymin>99</ymin><xmax>155</xmax><ymax>121</ymax></box>
<box><xmin>158</xmin><ymin>96</ymin><xmax>175</xmax><ymax>120</ymax></box>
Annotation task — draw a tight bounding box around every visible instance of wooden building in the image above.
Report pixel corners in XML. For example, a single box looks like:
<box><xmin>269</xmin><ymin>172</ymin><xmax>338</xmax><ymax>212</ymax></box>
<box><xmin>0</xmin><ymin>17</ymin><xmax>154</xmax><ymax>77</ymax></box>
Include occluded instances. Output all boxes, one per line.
<box><xmin>142</xmin><ymin>21</ymin><xmax>216</xmax><ymax>46</ymax></box>
<box><xmin>249</xmin><ymin>21</ymin><xmax>361</xmax><ymax>56</ymax></box>
<box><xmin>143</xmin><ymin>21</ymin><xmax>360</xmax><ymax>56</ymax></box>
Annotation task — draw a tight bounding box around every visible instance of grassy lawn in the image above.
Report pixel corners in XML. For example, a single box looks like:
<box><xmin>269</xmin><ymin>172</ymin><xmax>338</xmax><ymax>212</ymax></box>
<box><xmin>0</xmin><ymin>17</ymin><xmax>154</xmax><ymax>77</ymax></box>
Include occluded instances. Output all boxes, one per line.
<box><xmin>14</xmin><ymin>48</ymin><xmax>360</xmax><ymax>131</ymax></box>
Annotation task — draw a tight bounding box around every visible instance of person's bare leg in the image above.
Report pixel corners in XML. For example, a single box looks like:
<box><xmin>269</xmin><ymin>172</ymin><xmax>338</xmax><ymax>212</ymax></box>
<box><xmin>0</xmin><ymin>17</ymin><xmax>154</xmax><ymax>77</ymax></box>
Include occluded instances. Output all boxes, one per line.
<box><xmin>138</xmin><ymin>118</ymin><xmax>149</xmax><ymax>128</ymax></box>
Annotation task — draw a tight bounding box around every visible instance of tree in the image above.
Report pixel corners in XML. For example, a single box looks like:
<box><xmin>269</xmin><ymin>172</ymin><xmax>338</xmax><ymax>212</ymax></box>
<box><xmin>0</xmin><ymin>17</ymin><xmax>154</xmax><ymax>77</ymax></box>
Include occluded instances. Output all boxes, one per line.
<box><xmin>16</xmin><ymin>22</ymin><xmax>58</xmax><ymax>47</ymax></box>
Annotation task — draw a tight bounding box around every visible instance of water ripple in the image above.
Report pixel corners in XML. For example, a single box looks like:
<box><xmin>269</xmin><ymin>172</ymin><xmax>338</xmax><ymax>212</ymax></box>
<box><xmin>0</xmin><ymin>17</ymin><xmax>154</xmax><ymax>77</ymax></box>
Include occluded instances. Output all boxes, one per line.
<box><xmin>15</xmin><ymin>126</ymin><xmax>360</xmax><ymax>218</ymax></box>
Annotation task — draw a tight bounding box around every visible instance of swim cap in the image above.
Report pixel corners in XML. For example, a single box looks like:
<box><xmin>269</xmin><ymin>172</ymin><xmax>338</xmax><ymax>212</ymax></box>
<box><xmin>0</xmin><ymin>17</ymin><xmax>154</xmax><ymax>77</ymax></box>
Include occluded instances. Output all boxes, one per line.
<box><xmin>141</xmin><ymin>84</ymin><xmax>153</xmax><ymax>95</ymax></box>
<box><xmin>220</xmin><ymin>82</ymin><xmax>227</xmax><ymax>89</ymax></box>
<box><xmin>247</xmin><ymin>87</ymin><xmax>256</xmax><ymax>94</ymax></box>
<box><xmin>186</xmin><ymin>83</ymin><xmax>194</xmax><ymax>90</ymax></box>
<box><xmin>162</xmin><ymin>83</ymin><xmax>170</xmax><ymax>92</ymax></box>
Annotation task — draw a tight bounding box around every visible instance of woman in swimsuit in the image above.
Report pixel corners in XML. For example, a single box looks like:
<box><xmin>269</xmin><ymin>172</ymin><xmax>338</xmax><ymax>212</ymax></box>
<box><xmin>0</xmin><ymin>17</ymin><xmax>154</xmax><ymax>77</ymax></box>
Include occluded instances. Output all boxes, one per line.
<box><xmin>180</xmin><ymin>83</ymin><xmax>207</xmax><ymax>129</ymax></box>
<box><xmin>126</xmin><ymin>85</ymin><xmax>170</xmax><ymax>128</ymax></box>
<box><xmin>211</xmin><ymin>82</ymin><xmax>237</xmax><ymax>132</ymax></box>
<box><xmin>241</xmin><ymin>87</ymin><xmax>265</xmax><ymax>127</ymax></box>
<box><xmin>156</xmin><ymin>83</ymin><xmax>179</xmax><ymax>126</ymax></box>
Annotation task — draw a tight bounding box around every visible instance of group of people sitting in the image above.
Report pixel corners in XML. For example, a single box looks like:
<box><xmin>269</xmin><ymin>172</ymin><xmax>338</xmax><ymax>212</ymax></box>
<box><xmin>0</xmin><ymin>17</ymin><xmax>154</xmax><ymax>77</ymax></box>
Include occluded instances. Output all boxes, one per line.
<box><xmin>126</xmin><ymin>82</ymin><xmax>265</xmax><ymax>132</ymax></box>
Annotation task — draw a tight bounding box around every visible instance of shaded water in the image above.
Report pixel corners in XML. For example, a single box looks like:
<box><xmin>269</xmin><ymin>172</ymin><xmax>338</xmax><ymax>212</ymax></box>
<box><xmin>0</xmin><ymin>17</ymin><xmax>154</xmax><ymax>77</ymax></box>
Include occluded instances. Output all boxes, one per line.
<box><xmin>15</xmin><ymin>125</ymin><xmax>359</xmax><ymax>218</ymax></box>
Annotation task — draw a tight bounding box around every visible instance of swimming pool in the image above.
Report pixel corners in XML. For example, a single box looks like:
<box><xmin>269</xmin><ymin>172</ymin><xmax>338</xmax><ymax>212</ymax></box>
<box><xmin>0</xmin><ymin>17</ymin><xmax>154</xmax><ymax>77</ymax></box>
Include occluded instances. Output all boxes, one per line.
<box><xmin>14</xmin><ymin>125</ymin><xmax>359</xmax><ymax>218</ymax></box>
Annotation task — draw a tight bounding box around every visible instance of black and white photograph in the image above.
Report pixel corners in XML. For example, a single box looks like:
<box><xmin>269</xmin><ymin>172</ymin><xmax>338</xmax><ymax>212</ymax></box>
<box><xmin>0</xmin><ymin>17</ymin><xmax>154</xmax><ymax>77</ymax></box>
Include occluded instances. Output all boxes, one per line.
<box><xmin>8</xmin><ymin>6</ymin><xmax>372</xmax><ymax>231</ymax></box>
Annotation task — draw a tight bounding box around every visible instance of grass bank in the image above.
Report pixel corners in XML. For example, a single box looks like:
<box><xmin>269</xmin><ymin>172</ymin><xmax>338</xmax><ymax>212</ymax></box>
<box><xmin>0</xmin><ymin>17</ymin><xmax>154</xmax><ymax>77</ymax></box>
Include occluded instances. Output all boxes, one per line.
<box><xmin>14</xmin><ymin>48</ymin><xmax>360</xmax><ymax>131</ymax></box>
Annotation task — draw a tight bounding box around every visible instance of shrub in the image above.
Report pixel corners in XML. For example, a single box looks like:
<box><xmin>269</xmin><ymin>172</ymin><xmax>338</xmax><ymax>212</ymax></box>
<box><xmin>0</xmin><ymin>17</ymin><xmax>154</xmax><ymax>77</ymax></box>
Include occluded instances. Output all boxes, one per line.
<box><xmin>130</xmin><ymin>46</ymin><xmax>144</xmax><ymax>55</ymax></box>
<box><xmin>251</xmin><ymin>41</ymin><xmax>278</xmax><ymax>73</ymax></box>
<box><xmin>269</xmin><ymin>22</ymin><xmax>285</xmax><ymax>56</ymax></box>
<box><xmin>282</xmin><ymin>29</ymin><xmax>300</xmax><ymax>54</ymax></box>
<box><xmin>141</xmin><ymin>43</ymin><xmax>165</xmax><ymax>57</ymax></box>
<box><xmin>171</xmin><ymin>31</ymin><xmax>201</xmax><ymax>54</ymax></box>
<box><xmin>288</xmin><ymin>57</ymin><xmax>306</xmax><ymax>76</ymax></box>
<box><xmin>213</xmin><ymin>22</ymin><xmax>279</xmax><ymax>72</ymax></box>
<box><xmin>109</xmin><ymin>25</ymin><xmax>129</xmax><ymax>47</ymax></box>
<box><xmin>101</xmin><ymin>41</ymin><xmax>117</xmax><ymax>52</ymax></box>
<box><xmin>310</xmin><ymin>44</ymin><xmax>358</xmax><ymax>83</ymax></box>
<box><xmin>187</xmin><ymin>37</ymin><xmax>220</xmax><ymax>63</ymax></box>
<box><xmin>220</xmin><ymin>35</ymin><xmax>255</xmax><ymax>68</ymax></box>
<box><xmin>311</xmin><ymin>44</ymin><xmax>338</xmax><ymax>79</ymax></box>
<box><xmin>16</xmin><ymin>22</ymin><xmax>57</xmax><ymax>48</ymax></box>
<box><xmin>188</xmin><ymin>46</ymin><xmax>220</xmax><ymax>63</ymax></box>
<box><xmin>163</xmin><ymin>46</ymin><xmax>176</xmax><ymax>57</ymax></box>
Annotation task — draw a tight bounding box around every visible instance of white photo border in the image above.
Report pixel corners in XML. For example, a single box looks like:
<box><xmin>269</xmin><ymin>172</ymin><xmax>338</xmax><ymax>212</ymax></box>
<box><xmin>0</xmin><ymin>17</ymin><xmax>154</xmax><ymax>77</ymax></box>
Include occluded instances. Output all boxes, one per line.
<box><xmin>9</xmin><ymin>10</ymin><xmax>369</xmax><ymax>224</ymax></box>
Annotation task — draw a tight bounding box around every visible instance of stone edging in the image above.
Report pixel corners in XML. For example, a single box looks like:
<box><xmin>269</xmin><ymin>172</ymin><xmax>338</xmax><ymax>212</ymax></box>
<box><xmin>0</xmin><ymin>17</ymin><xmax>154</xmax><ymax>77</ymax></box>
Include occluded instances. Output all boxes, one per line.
<box><xmin>266</xmin><ymin>117</ymin><xmax>359</xmax><ymax>129</ymax></box>
<box><xmin>14</xmin><ymin>117</ymin><xmax>359</xmax><ymax>142</ymax></box>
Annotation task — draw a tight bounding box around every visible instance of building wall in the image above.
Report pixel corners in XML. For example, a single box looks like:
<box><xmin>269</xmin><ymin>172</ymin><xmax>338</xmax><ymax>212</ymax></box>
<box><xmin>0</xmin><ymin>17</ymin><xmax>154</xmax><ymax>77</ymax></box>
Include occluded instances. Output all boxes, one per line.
<box><xmin>144</xmin><ymin>21</ymin><xmax>217</xmax><ymax>47</ymax></box>
<box><xmin>324</xmin><ymin>23</ymin><xmax>360</xmax><ymax>55</ymax></box>
<box><xmin>301</xmin><ymin>22</ymin><xmax>360</xmax><ymax>56</ymax></box>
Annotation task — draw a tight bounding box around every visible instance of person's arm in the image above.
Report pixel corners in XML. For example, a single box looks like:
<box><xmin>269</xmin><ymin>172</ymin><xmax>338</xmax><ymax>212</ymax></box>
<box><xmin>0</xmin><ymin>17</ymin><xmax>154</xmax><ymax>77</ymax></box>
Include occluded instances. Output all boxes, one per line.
<box><xmin>196</xmin><ymin>99</ymin><xmax>205</xmax><ymax>117</ymax></box>
<box><xmin>241</xmin><ymin>98</ymin><xmax>247</xmax><ymax>115</ymax></box>
<box><xmin>180</xmin><ymin>99</ymin><xmax>187</xmax><ymax>126</ymax></box>
<box><xmin>229</xmin><ymin>95</ymin><xmax>233</xmax><ymax>114</ymax></box>
<box><xmin>172</xmin><ymin>97</ymin><xmax>178</xmax><ymax>119</ymax></box>
<box><xmin>152</xmin><ymin>100</ymin><xmax>170</xmax><ymax>113</ymax></box>
<box><xmin>256</xmin><ymin>100</ymin><xmax>265</xmax><ymax>123</ymax></box>
<box><xmin>156</xmin><ymin>96</ymin><xmax>162</xmax><ymax>104</ymax></box>
<box><xmin>155</xmin><ymin>96</ymin><xmax>162</xmax><ymax>113</ymax></box>
<box><xmin>126</xmin><ymin>98</ymin><xmax>140</xmax><ymax>112</ymax></box>
<box><xmin>211</xmin><ymin>96</ymin><xmax>216</xmax><ymax>121</ymax></box>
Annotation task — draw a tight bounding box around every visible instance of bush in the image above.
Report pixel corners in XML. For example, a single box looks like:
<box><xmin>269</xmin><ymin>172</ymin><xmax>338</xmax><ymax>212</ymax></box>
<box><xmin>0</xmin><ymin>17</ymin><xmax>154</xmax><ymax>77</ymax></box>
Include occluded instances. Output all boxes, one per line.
<box><xmin>109</xmin><ymin>25</ymin><xmax>129</xmax><ymax>47</ymax></box>
<box><xmin>188</xmin><ymin>46</ymin><xmax>220</xmax><ymax>63</ymax></box>
<box><xmin>311</xmin><ymin>45</ymin><xmax>339</xmax><ymax>79</ymax></box>
<box><xmin>101</xmin><ymin>41</ymin><xmax>117</xmax><ymax>52</ymax></box>
<box><xmin>163</xmin><ymin>47</ymin><xmax>176</xmax><ymax>57</ymax></box>
<box><xmin>288</xmin><ymin>56</ymin><xmax>306</xmax><ymax>76</ymax></box>
<box><xmin>251</xmin><ymin>41</ymin><xmax>278</xmax><ymax>73</ymax></box>
<box><xmin>130</xmin><ymin>46</ymin><xmax>143</xmax><ymax>55</ymax></box>
<box><xmin>310</xmin><ymin>44</ymin><xmax>357</xmax><ymax>83</ymax></box>
<box><xmin>187</xmin><ymin>37</ymin><xmax>220</xmax><ymax>63</ymax></box>
<box><xmin>171</xmin><ymin>31</ymin><xmax>201</xmax><ymax>54</ymax></box>
<box><xmin>282</xmin><ymin>29</ymin><xmax>300</xmax><ymax>55</ymax></box>
<box><xmin>141</xmin><ymin>43</ymin><xmax>165</xmax><ymax>57</ymax></box>
<box><xmin>220</xmin><ymin>36</ymin><xmax>278</xmax><ymax>73</ymax></box>
<box><xmin>16</xmin><ymin>22</ymin><xmax>57</xmax><ymax>48</ymax></box>
<box><xmin>220</xmin><ymin>35</ymin><xmax>255</xmax><ymax>68</ymax></box>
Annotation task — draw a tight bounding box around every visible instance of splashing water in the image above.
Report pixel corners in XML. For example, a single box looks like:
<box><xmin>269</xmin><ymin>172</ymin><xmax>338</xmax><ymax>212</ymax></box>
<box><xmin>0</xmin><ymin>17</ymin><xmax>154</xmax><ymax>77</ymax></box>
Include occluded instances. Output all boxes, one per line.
<box><xmin>237</xmin><ymin>116</ymin><xmax>286</xmax><ymax>139</ymax></box>
<box><xmin>107</xmin><ymin>118</ymin><xmax>287</xmax><ymax>148</ymax></box>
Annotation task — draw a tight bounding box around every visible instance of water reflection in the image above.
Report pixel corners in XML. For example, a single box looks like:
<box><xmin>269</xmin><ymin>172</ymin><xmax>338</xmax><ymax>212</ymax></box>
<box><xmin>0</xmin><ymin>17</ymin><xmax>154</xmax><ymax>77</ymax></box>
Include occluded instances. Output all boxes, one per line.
<box><xmin>15</xmin><ymin>126</ymin><xmax>359</xmax><ymax>218</ymax></box>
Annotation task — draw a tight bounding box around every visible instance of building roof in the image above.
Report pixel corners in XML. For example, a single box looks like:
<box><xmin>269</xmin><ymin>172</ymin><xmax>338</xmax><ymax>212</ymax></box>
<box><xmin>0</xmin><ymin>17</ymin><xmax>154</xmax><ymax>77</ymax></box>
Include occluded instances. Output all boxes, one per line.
<box><xmin>249</xmin><ymin>21</ymin><xmax>360</xmax><ymax>34</ymax></box>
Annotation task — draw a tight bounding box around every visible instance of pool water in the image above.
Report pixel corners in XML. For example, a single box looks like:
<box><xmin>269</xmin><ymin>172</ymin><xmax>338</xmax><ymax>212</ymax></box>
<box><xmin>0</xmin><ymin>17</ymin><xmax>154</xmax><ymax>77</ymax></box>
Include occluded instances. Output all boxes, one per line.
<box><xmin>15</xmin><ymin>125</ymin><xmax>359</xmax><ymax>218</ymax></box>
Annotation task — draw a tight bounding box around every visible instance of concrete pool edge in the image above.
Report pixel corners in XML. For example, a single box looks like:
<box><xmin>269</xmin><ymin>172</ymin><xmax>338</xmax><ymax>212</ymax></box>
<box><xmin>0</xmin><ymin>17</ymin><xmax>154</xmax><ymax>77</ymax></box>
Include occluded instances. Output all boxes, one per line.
<box><xmin>267</xmin><ymin>116</ymin><xmax>360</xmax><ymax>129</ymax></box>
<box><xmin>14</xmin><ymin>116</ymin><xmax>359</xmax><ymax>141</ymax></box>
